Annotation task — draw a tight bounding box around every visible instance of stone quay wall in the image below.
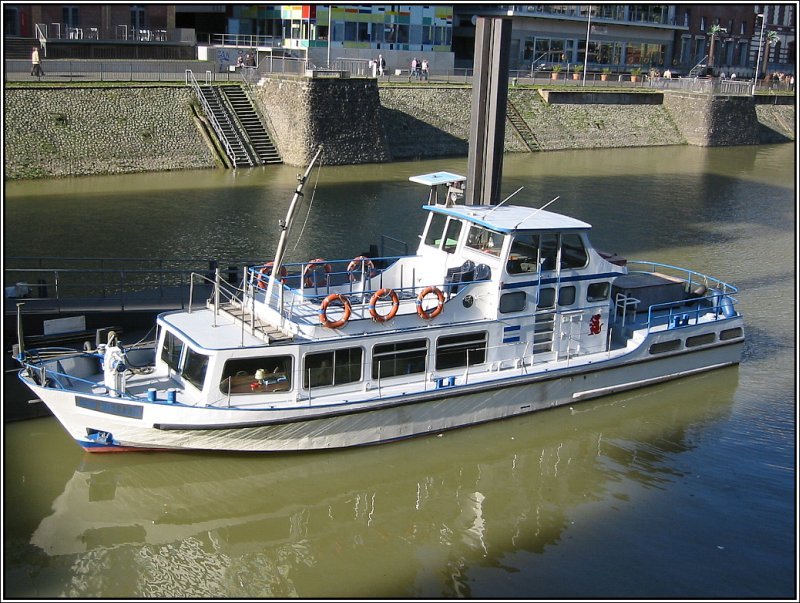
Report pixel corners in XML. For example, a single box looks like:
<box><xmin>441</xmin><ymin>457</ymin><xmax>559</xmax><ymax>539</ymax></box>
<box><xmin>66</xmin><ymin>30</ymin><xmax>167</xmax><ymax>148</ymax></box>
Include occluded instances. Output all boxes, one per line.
<box><xmin>4</xmin><ymin>86</ymin><xmax>217</xmax><ymax>180</ymax></box>
<box><xmin>253</xmin><ymin>76</ymin><xmax>391</xmax><ymax>167</ymax></box>
<box><xmin>3</xmin><ymin>82</ymin><xmax>795</xmax><ymax>179</ymax></box>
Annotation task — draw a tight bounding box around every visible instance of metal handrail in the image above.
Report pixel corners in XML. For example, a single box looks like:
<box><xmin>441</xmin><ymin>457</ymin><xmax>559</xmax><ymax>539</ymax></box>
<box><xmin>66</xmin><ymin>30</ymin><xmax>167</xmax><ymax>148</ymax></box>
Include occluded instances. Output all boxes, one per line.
<box><xmin>185</xmin><ymin>69</ymin><xmax>240</xmax><ymax>167</ymax></box>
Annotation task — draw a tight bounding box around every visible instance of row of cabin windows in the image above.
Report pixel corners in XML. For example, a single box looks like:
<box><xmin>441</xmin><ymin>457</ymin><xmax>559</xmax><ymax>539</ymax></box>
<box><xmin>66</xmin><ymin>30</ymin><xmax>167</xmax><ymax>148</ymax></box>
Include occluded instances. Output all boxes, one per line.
<box><xmin>499</xmin><ymin>281</ymin><xmax>610</xmax><ymax>313</ymax></box>
<box><xmin>158</xmin><ymin>331</ymin><xmax>489</xmax><ymax>396</ymax></box>
<box><xmin>424</xmin><ymin>214</ymin><xmax>588</xmax><ymax>272</ymax></box>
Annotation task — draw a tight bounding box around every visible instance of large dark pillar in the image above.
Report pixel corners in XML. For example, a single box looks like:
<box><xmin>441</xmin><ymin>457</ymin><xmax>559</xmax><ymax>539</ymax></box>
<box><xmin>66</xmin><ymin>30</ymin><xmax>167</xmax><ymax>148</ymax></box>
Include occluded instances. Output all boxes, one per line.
<box><xmin>465</xmin><ymin>17</ymin><xmax>512</xmax><ymax>206</ymax></box>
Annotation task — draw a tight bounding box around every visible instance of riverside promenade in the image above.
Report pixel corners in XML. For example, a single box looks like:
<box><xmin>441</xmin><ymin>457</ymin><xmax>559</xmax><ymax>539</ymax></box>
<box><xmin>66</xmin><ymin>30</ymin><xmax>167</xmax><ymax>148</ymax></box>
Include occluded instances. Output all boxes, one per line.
<box><xmin>4</xmin><ymin>60</ymin><xmax>795</xmax><ymax>179</ymax></box>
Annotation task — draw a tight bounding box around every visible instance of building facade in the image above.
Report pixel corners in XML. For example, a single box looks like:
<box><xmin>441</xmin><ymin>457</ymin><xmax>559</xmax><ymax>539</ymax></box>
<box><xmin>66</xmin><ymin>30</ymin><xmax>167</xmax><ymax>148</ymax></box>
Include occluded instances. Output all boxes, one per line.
<box><xmin>225</xmin><ymin>4</ymin><xmax>455</xmax><ymax>71</ymax></box>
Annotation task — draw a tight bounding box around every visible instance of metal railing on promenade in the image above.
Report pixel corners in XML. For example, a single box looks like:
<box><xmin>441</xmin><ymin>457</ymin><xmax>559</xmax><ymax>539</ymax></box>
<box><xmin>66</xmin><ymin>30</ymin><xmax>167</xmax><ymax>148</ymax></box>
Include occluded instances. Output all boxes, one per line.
<box><xmin>4</xmin><ymin>257</ymin><xmax>262</xmax><ymax>314</ymax></box>
<box><xmin>5</xmin><ymin>56</ymin><xmax>792</xmax><ymax>97</ymax></box>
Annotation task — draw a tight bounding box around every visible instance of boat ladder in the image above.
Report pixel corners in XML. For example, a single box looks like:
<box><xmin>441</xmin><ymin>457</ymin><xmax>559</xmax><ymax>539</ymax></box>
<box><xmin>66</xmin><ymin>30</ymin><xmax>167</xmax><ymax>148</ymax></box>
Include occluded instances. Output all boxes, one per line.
<box><xmin>218</xmin><ymin>301</ymin><xmax>294</xmax><ymax>343</ymax></box>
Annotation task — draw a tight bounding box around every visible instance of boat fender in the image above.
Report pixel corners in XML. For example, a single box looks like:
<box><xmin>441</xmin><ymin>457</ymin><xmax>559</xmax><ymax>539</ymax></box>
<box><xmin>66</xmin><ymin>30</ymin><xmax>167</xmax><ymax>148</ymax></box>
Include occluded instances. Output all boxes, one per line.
<box><xmin>416</xmin><ymin>286</ymin><xmax>445</xmax><ymax>320</ymax></box>
<box><xmin>720</xmin><ymin>295</ymin><xmax>736</xmax><ymax>318</ymax></box>
<box><xmin>256</xmin><ymin>261</ymin><xmax>287</xmax><ymax>289</ymax></box>
<box><xmin>347</xmin><ymin>256</ymin><xmax>376</xmax><ymax>282</ymax></box>
<box><xmin>303</xmin><ymin>258</ymin><xmax>332</xmax><ymax>288</ymax></box>
<box><xmin>319</xmin><ymin>293</ymin><xmax>352</xmax><ymax>328</ymax></box>
<box><xmin>369</xmin><ymin>288</ymin><xmax>400</xmax><ymax>322</ymax></box>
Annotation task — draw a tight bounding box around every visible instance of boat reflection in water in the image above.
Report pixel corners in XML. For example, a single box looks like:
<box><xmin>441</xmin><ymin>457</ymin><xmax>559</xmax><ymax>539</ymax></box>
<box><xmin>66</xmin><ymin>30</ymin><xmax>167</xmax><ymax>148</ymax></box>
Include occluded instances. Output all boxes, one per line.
<box><xmin>29</xmin><ymin>368</ymin><xmax>737</xmax><ymax>598</ymax></box>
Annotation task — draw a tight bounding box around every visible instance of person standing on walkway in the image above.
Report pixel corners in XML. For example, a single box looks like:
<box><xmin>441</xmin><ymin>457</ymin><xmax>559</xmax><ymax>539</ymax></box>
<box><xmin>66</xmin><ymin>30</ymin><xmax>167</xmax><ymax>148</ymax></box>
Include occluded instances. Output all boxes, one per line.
<box><xmin>31</xmin><ymin>46</ymin><xmax>44</xmax><ymax>77</ymax></box>
<box><xmin>421</xmin><ymin>58</ymin><xmax>429</xmax><ymax>81</ymax></box>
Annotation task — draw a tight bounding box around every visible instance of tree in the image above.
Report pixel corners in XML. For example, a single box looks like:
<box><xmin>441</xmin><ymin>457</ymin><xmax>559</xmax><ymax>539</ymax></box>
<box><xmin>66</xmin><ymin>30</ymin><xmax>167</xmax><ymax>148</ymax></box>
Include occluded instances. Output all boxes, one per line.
<box><xmin>707</xmin><ymin>24</ymin><xmax>727</xmax><ymax>68</ymax></box>
<box><xmin>763</xmin><ymin>30</ymin><xmax>780</xmax><ymax>76</ymax></box>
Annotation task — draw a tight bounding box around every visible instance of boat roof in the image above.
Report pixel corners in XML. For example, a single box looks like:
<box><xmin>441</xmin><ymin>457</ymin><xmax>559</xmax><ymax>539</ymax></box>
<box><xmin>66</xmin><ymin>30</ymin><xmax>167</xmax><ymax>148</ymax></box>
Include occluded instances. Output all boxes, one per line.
<box><xmin>423</xmin><ymin>203</ymin><xmax>592</xmax><ymax>234</ymax></box>
<box><xmin>409</xmin><ymin>171</ymin><xmax>467</xmax><ymax>186</ymax></box>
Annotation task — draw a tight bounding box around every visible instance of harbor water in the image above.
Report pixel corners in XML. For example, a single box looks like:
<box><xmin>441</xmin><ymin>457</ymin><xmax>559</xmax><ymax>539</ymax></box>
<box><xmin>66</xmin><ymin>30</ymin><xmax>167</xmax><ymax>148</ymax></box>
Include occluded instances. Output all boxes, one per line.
<box><xmin>3</xmin><ymin>144</ymin><xmax>796</xmax><ymax>598</ymax></box>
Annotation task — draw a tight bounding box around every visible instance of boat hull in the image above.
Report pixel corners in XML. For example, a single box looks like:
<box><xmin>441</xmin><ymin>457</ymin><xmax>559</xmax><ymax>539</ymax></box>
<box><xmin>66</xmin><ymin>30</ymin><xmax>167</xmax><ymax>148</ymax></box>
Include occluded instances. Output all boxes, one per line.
<box><xmin>23</xmin><ymin>335</ymin><xmax>743</xmax><ymax>453</ymax></box>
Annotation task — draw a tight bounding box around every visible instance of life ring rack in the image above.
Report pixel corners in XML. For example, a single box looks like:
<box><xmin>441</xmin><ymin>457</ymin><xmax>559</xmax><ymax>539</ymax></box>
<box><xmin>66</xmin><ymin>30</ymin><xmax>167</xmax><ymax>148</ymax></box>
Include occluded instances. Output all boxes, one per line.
<box><xmin>346</xmin><ymin>255</ymin><xmax>376</xmax><ymax>282</ymax></box>
<box><xmin>416</xmin><ymin>286</ymin><xmax>445</xmax><ymax>320</ymax></box>
<box><xmin>256</xmin><ymin>261</ymin><xmax>287</xmax><ymax>289</ymax></box>
<box><xmin>303</xmin><ymin>258</ymin><xmax>332</xmax><ymax>288</ymax></box>
<box><xmin>319</xmin><ymin>293</ymin><xmax>352</xmax><ymax>329</ymax></box>
<box><xmin>369</xmin><ymin>288</ymin><xmax>400</xmax><ymax>323</ymax></box>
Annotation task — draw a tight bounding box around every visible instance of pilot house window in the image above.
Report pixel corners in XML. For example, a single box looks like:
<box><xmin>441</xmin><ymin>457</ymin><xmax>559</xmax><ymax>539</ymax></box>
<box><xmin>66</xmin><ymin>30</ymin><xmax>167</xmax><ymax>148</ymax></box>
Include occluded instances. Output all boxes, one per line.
<box><xmin>466</xmin><ymin>225</ymin><xmax>504</xmax><ymax>256</ymax></box>
<box><xmin>424</xmin><ymin>213</ymin><xmax>462</xmax><ymax>254</ymax></box>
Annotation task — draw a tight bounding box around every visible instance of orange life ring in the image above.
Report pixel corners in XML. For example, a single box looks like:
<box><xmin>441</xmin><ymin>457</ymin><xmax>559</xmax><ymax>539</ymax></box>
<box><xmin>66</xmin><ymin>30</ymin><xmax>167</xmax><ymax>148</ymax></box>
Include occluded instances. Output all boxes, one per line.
<box><xmin>346</xmin><ymin>255</ymin><xmax>376</xmax><ymax>282</ymax></box>
<box><xmin>319</xmin><ymin>293</ymin><xmax>351</xmax><ymax>329</ymax></box>
<box><xmin>303</xmin><ymin>258</ymin><xmax>332</xmax><ymax>288</ymax></box>
<box><xmin>256</xmin><ymin>262</ymin><xmax>287</xmax><ymax>289</ymax></box>
<box><xmin>369</xmin><ymin>288</ymin><xmax>400</xmax><ymax>322</ymax></box>
<box><xmin>416</xmin><ymin>286</ymin><xmax>445</xmax><ymax>320</ymax></box>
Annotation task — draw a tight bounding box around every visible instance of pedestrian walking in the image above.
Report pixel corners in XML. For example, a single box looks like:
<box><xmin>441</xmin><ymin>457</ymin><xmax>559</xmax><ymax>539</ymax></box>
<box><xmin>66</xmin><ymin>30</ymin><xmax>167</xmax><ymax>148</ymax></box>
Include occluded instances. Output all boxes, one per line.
<box><xmin>31</xmin><ymin>46</ymin><xmax>44</xmax><ymax>77</ymax></box>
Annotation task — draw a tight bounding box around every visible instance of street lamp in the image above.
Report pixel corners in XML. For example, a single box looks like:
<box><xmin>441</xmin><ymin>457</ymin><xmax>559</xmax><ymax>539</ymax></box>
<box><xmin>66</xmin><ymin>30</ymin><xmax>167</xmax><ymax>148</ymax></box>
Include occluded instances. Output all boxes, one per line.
<box><xmin>582</xmin><ymin>6</ymin><xmax>591</xmax><ymax>86</ymax></box>
<box><xmin>752</xmin><ymin>13</ymin><xmax>765</xmax><ymax>95</ymax></box>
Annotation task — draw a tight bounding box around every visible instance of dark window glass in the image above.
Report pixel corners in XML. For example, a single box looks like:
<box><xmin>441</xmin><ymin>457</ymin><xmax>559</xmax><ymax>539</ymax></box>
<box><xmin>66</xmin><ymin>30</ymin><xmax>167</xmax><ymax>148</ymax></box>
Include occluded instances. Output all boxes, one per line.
<box><xmin>499</xmin><ymin>291</ymin><xmax>526</xmax><ymax>313</ymax></box>
<box><xmin>372</xmin><ymin>339</ymin><xmax>427</xmax><ymax>379</ymax></box>
<box><xmin>304</xmin><ymin>347</ymin><xmax>363</xmax><ymax>388</ymax></box>
<box><xmin>537</xmin><ymin>287</ymin><xmax>555</xmax><ymax>308</ymax></box>
<box><xmin>560</xmin><ymin>234</ymin><xmax>588</xmax><ymax>269</ymax></box>
<box><xmin>507</xmin><ymin>234</ymin><xmax>540</xmax><ymax>274</ymax></box>
<box><xmin>424</xmin><ymin>213</ymin><xmax>448</xmax><ymax>248</ymax></box>
<box><xmin>182</xmin><ymin>348</ymin><xmax>209</xmax><ymax>390</ymax></box>
<box><xmin>160</xmin><ymin>331</ymin><xmax>184</xmax><ymax>372</ymax></box>
<box><xmin>558</xmin><ymin>286</ymin><xmax>576</xmax><ymax>306</ymax></box>
<box><xmin>587</xmin><ymin>281</ymin><xmax>610</xmax><ymax>302</ymax></box>
<box><xmin>436</xmin><ymin>332</ymin><xmax>487</xmax><ymax>369</ymax></box>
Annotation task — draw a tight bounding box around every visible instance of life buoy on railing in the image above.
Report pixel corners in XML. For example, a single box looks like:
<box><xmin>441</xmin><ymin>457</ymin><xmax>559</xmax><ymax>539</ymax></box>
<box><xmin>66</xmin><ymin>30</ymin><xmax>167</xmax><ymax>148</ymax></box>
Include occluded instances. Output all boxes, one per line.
<box><xmin>303</xmin><ymin>258</ymin><xmax>332</xmax><ymax>288</ymax></box>
<box><xmin>319</xmin><ymin>293</ymin><xmax>352</xmax><ymax>329</ymax></box>
<box><xmin>416</xmin><ymin>286</ymin><xmax>445</xmax><ymax>320</ymax></box>
<box><xmin>346</xmin><ymin>255</ymin><xmax>376</xmax><ymax>282</ymax></box>
<box><xmin>256</xmin><ymin>261</ymin><xmax>287</xmax><ymax>289</ymax></box>
<box><xmin>369</xmin><ymin>288</ymin><xmax>400</xmax><ymax>323</ymax></box>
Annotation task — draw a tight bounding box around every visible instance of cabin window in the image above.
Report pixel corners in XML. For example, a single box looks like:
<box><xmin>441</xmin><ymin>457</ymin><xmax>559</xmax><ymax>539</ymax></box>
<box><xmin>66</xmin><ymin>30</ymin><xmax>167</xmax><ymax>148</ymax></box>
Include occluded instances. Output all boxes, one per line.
<box><xmin>219</xmin><ymin>355</ymin><xmax>293</xmax><ymax>395</ymax></box>
<box><xmin>560</xmin><ymin>234</ymin><xmax>588</xmax><ymax>269</ymax></box>
<box><xmin>587</xmin><ymin>282</ymin><xmax>611</xmax><ymax>302</ymax></box>
<box><xmin>558</xmin><ymin>286</ymin><xmax>576</xmax><ymax>306</ymax></box>
<box><xmin>424</xmin><ymin>213</ymin><xmax>461</xmax><ymax>253</ymax></box>
<box><xmin>373</xmin><ymin>339</ymin><xmax>428</xmax><ymax>379</ymax></box>
<box><xmin>436</xmin><ymin>332</ymin><xmax>487</xmax><ymax>369</ymax></box>
<box><xmin>160</xmin><ymin>331</ymin><xmax>184</xmax><ymax>372</ymax></box>
<box><xmin>537</xmin><ymin>287</ymin><xmax>556</xmax><ymax>309</ymax></box>
<box><xmin>507</xmin><ymin>234</ymin><xmax>540</xmax><ymax>274</ymax></box>
<box><xmin>466</xmin><ymin>225</ymin><xmax>505</xmax><ymax>257</ymax></box>
<box><xmin>499</xmin><ymin>291</ymin><xmax>527</xmax><ymax>313</ymax></box>
<box><xmin>303</xmin><ymin>347</ymin><xmax>363</xmax><ymax>388</ymax></box>
<box><xmin>182</xmin><ymin>348</ymin><xmax>209</xmax><ymax>390</ymax></box>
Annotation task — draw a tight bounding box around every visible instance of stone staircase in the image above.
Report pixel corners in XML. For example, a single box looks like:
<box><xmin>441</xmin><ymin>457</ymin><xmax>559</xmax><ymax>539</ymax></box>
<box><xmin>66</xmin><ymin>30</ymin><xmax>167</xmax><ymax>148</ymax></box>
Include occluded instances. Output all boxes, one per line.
<box><xmin>506</xmin><ymin>100</ymin><xmax>541</xmax><ymax>152</ymax></box>
<box><xmin>219</xmin><ymin>85</ymin><xmax>282</xmax><ymax>164</ymax></box>
<box><xmin>4</xmin><ymin>37</ymin><xmax>38</xmax><ymax>60</ymax></box>
<box><xmin>198</xmin><ymin>85</ymin><xmax>254</xmax><ymax>167</ymax></box>
<box><xmin>218</xmin><ymin>301</ymin><xmax>293</xmax><ymax>343</ymax></box>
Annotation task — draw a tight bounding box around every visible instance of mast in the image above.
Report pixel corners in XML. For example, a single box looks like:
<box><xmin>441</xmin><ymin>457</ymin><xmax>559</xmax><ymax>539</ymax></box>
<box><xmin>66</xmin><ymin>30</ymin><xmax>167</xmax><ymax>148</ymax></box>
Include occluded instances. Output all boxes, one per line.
<box><xmin>265</xmin><ymin>146</ymin><xmax>323</xmax><ymax>306</ymax></box>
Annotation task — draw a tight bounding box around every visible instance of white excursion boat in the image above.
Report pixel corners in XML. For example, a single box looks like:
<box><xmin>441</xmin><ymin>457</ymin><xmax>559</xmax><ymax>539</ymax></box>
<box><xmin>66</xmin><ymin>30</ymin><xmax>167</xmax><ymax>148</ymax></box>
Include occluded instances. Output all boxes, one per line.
<box><xmin>14</xmin><ymin>153</ymin><xmax>745</xmax><ymax>452</ymax></box>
